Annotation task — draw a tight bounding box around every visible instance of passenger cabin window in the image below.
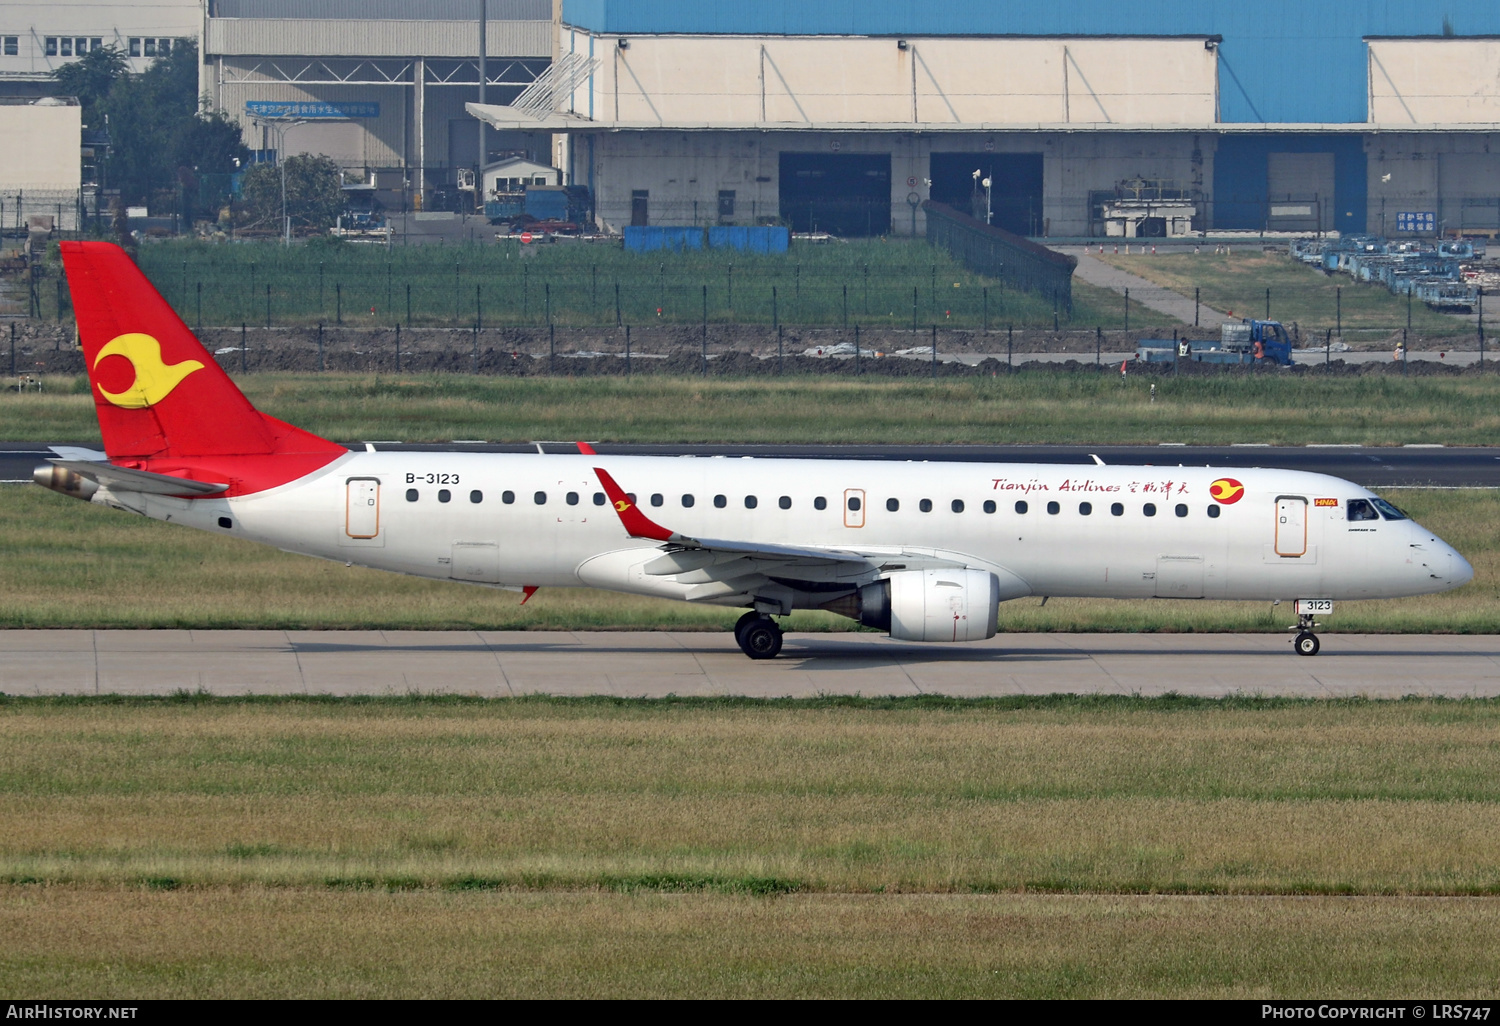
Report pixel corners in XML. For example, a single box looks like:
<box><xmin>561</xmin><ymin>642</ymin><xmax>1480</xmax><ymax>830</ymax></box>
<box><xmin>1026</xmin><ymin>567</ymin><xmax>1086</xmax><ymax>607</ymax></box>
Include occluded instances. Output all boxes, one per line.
<box><xmin>1370</xmin><ymin>497</ymin><xmax>1409</xmax><ymax>520</ymax></box>
<box><xmin>1143</xmin><ymin>503</ymin><xmax>1157</xmax><ymax>517</ymax></box>
<box><xmin>502</xmin><ymin>490</ymin><xmax>515</xmax><ymax>504</ymax></box>
<box><xmin>1207</xmin><ymin>504</ymin><xmax>1220</xmax><ymax>518</ymax></box>
<box><xmin>405</xmin><ymin>488</ymin><xmax>418</xmax><ymax>502</ymax></box>
<box><xmin>1175</xmin><ymin>503</ymin><xmax>1188</xmax><ymax>518</ymax></box>
<box><xmin>470</xmin><ymin>490</ymin><xmax>483</xmax><ymax>503</ymax></box>
<box><xmin>886</xmin><ymin>498</ymin><xmax>899</xmax><ymax>512</ymax></box>
<box><xmin>1347</xmin><ymin>499</ymin><xmax>1379</xmax><ymax>522</ymax></box>
<box><xmin>952</xmin><ymin>499</ymin><xmax>965</xmax><ymax>513</ymax></box>
<box><xmin>594</xmin><ymin>492</ymin><xmax>607</xmax><ymax>506</ymax></box>
<box><xmin>438</xmin><ymin>489</ymin><xmax>451</xmax><ymax>503</ymax></box>
<box><xmin>1015</xmin><ymin>500</ymin><xmax>1028</xmax><ymax>514</ymax></box>
<box><xmin>1046</xmin><ymin>501</ymin><xmax>1060</xmax><ymax>515</ymax></box>
<box><xmin>566</xmin><ymin>492</ymin><xmax>579</xmax><ymax>505</ymax></box>
<box><xmin>533</xmin><ymin>491</ymin><xmax>547</xmax><ymax>505</ymax></box>
<box><xmin>1079</xmin><ymin>502</ymin><xmax>1092</xmax><ymax>515</ymax></box>
<box><xmin>744</xmin><ymin>495</ymin><xmax>757</xmax><ymax>509</ymax></box>
<box><xmin>682</xmin><ymin>494</ymin><xmax>695</xmax><ymax>508</ymax></box>
<box><xmin>847</xmin><ymin>496</ymin><xmax>861</xmax><ymax>511</ymax></box>
<box><xmin>814</xmin><ymin>496</ymin><xmax>827</xmax><ymax>510</ymax></box>
<box><xmin>651</xmin><ymin>493</ymin><xmax>664</xmax><ymax>507</ymax></box>
<box><xmin>919</xmin><ymin>499</ymin><xmax>932</xmax><ymax>513</ymax></box>
<box><xmin>778</xmin><ymin>496</ymin><xmax>791</xmax><ymax>509</ymax></box>
<box><xmin>713</xmin><ymin>494</ymin><xmax>727</xmax><ymax>508</ymax></box>
<box><xmin>983</xmin><ymin>500</ymin><xmax>996</xmax><ymax>514</ymax></box>
<box><xmin>1111</xmin><ymin>502</ymin><xmax>1124</xmax><ymax>516</ymax></box>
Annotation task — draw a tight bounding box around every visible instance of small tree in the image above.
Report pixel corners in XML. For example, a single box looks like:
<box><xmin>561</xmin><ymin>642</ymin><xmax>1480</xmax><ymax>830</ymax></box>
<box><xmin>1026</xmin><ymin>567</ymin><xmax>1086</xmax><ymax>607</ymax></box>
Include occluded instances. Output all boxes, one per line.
<box><xmin>241</xmin><ymin>153</ymin><xmax>344</xmax><ymax>233</ymax></box>
<box><xmin>51</xmin><ymin>45</ymin><xmax>127</xmax><ymax>124</ymax></box>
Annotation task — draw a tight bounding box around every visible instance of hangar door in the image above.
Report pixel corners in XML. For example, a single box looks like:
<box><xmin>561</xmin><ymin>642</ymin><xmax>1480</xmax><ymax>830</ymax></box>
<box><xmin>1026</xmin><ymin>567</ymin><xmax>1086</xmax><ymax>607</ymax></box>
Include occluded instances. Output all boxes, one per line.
<box><xmin>1439</xmin><ymin>154</ymin><xmax>1500</xmax><ymax>232</ymax></box>
<box><xmin>929</xmin><ymin>153</ymin><xmax>1044</xmax><ymax>237</ymax></box>
<box><xmin>779</xmin><ymin>153</ymin><xmax>891</xmax><ymax>237</ymax></box>
<box><xmin>1267</xmin><ymin>153</ymin><xmax>1334</xmax><ymax>232</ymax></box>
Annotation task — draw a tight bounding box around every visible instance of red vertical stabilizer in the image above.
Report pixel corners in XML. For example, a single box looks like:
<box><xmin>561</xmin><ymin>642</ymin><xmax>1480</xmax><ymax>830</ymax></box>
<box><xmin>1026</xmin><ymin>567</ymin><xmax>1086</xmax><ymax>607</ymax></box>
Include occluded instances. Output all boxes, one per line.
<box><xmin>61</xmin><ymin>242</ymin><xmax>345</xmax><ymax>491</ymax></box>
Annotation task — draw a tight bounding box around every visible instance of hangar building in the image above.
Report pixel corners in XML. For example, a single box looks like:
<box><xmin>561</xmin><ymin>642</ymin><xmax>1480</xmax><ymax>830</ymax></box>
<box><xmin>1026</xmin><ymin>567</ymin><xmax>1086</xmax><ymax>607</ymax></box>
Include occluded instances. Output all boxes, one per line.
<box><xmin>468</xmin><ymin>1</ymin><xmax>1500</xmax><ymax>239</ymax></box>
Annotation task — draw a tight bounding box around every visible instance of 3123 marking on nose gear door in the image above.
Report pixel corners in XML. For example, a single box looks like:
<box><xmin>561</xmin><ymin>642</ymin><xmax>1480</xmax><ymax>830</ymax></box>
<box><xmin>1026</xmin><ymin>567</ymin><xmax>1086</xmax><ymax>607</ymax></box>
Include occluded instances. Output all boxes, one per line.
<box><xmin>1295</xmin><ymin>599</ymin><xmax>1333</xmax><ymax>615</ymax></box>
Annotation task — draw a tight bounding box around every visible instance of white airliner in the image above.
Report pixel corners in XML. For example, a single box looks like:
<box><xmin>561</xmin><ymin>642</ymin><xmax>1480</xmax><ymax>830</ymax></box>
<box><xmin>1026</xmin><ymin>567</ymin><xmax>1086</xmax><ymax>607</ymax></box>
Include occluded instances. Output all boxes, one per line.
<box><xmin>33</xmin><ymin>242</ymin><xmax>1472</xmax><ymax>659</ymax></box>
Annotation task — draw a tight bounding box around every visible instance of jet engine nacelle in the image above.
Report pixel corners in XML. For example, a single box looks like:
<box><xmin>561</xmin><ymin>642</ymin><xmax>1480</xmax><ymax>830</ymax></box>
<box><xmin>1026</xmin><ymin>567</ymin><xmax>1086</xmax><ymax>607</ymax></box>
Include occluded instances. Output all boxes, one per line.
<box><xmin>855</xmin><ymin>568</ymin><xmax>1000</xmax><ymax>643</ymax></box>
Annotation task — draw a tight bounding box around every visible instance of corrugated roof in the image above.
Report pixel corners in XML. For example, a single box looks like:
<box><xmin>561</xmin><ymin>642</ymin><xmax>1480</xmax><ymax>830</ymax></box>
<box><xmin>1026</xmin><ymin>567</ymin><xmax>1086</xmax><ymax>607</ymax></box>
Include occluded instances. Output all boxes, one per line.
<box><xmin>214</xmin><ymin>0</ymin><xmax>550</xmax><ymax>19</ymax></box>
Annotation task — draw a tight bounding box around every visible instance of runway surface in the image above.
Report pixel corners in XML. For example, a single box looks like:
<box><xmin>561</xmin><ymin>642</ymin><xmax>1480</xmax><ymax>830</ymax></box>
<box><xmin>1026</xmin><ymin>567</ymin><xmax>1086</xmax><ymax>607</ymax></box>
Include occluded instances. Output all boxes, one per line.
<box><xmin>4</xmin><ymin>630</ymin><xmax>1498</xmax><ymax>698</ymax></box>
<box><xmin>6</xmin><ymin>442</ymin><xmax>1500</xmax><ymax>488</ymax></box>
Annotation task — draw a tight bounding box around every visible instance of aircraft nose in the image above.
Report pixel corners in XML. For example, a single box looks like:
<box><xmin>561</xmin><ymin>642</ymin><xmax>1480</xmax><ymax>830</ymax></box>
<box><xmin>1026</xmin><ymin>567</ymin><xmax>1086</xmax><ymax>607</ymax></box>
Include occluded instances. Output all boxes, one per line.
<box><xmin>1448</xmin><ymin>547</ymin><xmax>1475</xmax><ymax>589</ymax></box>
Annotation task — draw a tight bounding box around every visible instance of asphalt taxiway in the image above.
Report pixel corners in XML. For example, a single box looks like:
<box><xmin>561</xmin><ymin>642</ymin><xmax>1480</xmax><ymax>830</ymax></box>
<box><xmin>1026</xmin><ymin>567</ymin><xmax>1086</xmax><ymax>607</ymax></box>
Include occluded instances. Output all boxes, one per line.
<box><xmin>3</xmin><ymin>630</ymin><xmax>1497</xmax><ymax>699</ymax></box>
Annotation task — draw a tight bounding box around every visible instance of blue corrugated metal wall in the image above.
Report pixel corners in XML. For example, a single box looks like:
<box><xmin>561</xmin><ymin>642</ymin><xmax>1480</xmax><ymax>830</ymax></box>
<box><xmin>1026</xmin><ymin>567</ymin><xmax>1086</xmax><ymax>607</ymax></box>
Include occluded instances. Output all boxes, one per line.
<box><xmin>562</xmin><ymin>1</ymin><xmax>1499</xmax><ymax>124</ymax></box>
<box><xmin>1213</xmin><ymin>135</ymin><xmax>1367</xmax><ymax>233</ymax></box>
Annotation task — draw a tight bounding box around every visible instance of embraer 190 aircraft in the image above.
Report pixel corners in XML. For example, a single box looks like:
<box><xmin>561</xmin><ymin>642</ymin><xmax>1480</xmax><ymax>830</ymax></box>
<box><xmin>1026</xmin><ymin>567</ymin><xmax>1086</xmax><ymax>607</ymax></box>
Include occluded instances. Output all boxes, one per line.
<box><xmin>34</xmin><ymin>242</ymin><xmax>1473</xmax><ymax>659</ymax></box>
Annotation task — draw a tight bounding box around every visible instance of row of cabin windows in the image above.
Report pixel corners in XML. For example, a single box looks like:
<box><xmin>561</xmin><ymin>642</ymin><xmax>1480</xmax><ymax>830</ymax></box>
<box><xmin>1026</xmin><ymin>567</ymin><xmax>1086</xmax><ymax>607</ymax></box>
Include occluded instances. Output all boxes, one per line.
<box><xmin>403</xmin><ymin>488</ymin><xmax>1219</xmax><ymax>519</ymax></box>
<box><xmin>40</xmin><ymin>37</ymin><xmax>171</xmax><ymax>58</ymax></box>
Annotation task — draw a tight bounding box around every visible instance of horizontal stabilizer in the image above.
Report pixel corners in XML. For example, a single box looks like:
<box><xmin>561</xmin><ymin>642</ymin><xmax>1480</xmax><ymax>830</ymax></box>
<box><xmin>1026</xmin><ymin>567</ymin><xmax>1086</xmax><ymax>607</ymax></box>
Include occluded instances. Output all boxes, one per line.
<box><xmin>47</xmin><ymin>459</ymin><xmax>229</xmax><ymax>496</ymax></box>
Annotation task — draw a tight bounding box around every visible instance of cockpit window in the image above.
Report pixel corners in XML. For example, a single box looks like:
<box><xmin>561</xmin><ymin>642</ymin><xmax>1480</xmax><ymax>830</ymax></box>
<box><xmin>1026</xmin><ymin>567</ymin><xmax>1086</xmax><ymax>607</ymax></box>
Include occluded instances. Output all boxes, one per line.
<box><xmin>1370</xmin><ymin>497</ymin><xmax>1409</xmax><ymax>521</ymax></box>
<box><xmin>1346</xmin><ymin>499</ymin><xmax>1380</xmax><ymax>522</ymax></box>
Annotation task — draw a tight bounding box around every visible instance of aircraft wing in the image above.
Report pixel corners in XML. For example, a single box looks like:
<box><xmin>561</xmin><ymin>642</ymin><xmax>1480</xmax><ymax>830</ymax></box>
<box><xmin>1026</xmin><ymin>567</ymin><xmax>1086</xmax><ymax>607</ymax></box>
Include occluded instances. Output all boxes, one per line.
<box><xmin>593</xmin><ymin>466</ymin><xmax>971</xmax><ymax>608</ymax></box>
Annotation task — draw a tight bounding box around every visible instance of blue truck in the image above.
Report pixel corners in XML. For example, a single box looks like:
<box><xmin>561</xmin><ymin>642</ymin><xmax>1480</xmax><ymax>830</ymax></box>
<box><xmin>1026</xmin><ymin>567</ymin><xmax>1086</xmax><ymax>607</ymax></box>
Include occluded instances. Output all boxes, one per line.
<box><xmin>1136</xmin><ymin>320</ymin><xmax>1296</xmax><ymax>366</ymax></box>
<box><xmin>485</xmin><ymin>185</ymin><xmax>591</xmax><ymax>230</ymax></box>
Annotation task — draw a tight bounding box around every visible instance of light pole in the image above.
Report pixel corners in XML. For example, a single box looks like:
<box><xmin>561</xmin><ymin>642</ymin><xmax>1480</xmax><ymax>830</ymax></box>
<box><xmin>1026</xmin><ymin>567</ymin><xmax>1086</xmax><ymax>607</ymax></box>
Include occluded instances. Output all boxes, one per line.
<box><xmin>250</xmin><ymin>116</ymin><xmax>308</xmax><ymax>246</ymax></box>
<box><xmin>972</xmin><ymin>169</ymin><xmax>993</xmax><ymax>225</ymax></box>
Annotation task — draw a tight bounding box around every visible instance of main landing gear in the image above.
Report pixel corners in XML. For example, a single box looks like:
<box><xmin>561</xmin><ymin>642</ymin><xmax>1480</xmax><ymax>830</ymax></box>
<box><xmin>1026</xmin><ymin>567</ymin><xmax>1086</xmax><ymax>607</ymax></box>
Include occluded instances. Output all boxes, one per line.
<box><xmin>734</xmin><ymin>611</ymin><xmax>784</xmax><ymax>660</ymax></box>
<box><xmin>1291</xmin><ymin>612</ymin><xmax>1321</xmax><ymax>657</ymax></box>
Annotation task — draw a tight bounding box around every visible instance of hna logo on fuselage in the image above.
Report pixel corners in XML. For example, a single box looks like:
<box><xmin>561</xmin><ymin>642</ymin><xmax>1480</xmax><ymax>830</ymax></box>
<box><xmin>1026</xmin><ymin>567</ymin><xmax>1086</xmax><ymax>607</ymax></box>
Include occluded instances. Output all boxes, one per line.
<box><xmin>1209</xmin><ymin>477</ymin><xmax>1245</xmax><ymax>504</ymax></box>
<box><xmin>93</xmin><ymin>333</ymin><xmax>204</xmax><ymax>409</ymax></box>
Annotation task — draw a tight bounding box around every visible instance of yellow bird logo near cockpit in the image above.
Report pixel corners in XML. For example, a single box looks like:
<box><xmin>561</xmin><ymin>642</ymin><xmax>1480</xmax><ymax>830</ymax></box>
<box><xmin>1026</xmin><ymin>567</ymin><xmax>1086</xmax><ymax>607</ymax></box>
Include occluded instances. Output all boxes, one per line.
<box><xmin>93</xmin><ymin>333</ymin><xmax>204</xmax><ymax>409</ymax></box>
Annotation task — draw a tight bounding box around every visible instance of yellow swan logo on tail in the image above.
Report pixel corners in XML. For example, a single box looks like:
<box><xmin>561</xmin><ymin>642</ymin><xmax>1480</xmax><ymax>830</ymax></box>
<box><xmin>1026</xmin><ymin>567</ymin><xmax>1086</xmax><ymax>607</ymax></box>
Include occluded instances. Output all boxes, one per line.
<box><xmin>93</xmin><ymin>333</ymin><xmax>204</xmax><ymax>409</ymax></box>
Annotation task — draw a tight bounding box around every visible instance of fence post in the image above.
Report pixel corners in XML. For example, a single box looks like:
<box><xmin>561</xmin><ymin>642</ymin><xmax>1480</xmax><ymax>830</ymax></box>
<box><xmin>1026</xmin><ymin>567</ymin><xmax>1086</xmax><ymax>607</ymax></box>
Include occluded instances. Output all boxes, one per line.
<box><xmin>336</xmin><ymin>284</ymin><xmax>343</xmax><ymax>325</ymax></box>
<box><xmin>728</xmin><ymin>264</ymin><xmax>733</xmax><ymax>312</ymax></box>
<box><xmin>477</xmin><ymin>284</ymin><xmax>483</xmax><ymax>332</ymax></box>
<box><xmin>982</xmin><ymin>287</ymin><xmax>988</xmax><ymax>334</ymax></box>
<box><xmin>472</xmin><ymin>322</ymin><xmax>479</xmax><ymax>374</ymax></box>
<box><xmin>545</xmin><ymin>282</ymin><xmax>552</xmax><ymax>326</ymax></box>
<box><xmin>1479</xmin><ymin>288</ymin><xmax>1486</xmax><ymax>367</ymax></box>
<box><xmin>1336</xmin><ymin>286</ymin><xmax>1341</xmax><ymax>339</ymax></box>
<box><xmin>1124</xmin><ymin>287</ymin><xmax>1129</xmax><ymax>333</ymax></box>
<box><xmin>1096</xmin><ymin>326</ymin><xmax>1102</xmax><ymax>366</ymax></box>
<box><xmin>1265</xmin><ymin>287</ymin><xmax>1271</xmax><ymax>320</ymax></box>
<box><xmin>701</xmin><ymin>284</ymin><xmax>709</xmax><ymax>375</ymax></box>
<box><xmin>395</xmin><ymin>323</ymin><xmax>401</xmax><ymax>373</ymax></box>
<box><xmin>842</xmin><ymin>284</ymin><xmax>848</xmax><ymax>329</ymax></box>
<box><xmin>854</xmin><ymin>324</ymin><xmax>861</xmax><ymax>376</ymax></box>
<box><xmin>318</xmin><ymin>263</ymin><xmax>324</xmax><ymax>313</ymax></box>
<box><xmin>386</xmin><ymin>262</ymin><xmax>392</xmax><ymax>313</ymax></box>
<box><xmin>1194</xmin><ymin>287</ymin><xmax>1200</xmax><ymax>327</ymax></box>
<box><xmin>8</xmin><ymin>322</ymin><xmax>13</xmax><ymax>377</ymax></box>
<box><xmin>196</xmin><ymin>282</ymin><xmax>202</xmax><ymax>330</ymax></box>
<box><xmin>912</xmin><ymin>288</ymin><xmax>918</xmax><ymax>332</ymax></box>
<box><xmin>241</xmin><ymin>322</ymin><xmax>247</xmax><ymax>372</ymax></box>
<box><xmin>777</xmin><ymin>324</ymin><xmax>783</xmax><ymax>374</ymax></box>
<box><xmin>1052</xmin><ymin>290</ymin><xmax>1059</xmax><ymax>332</ymax></box>
<box><xmin>615</xmin><ymin>283</ymin><xmax>622</xmax><ymax>327</ymax></box>
<box><xmin>549</xmin><ymin>323</ymin><xmax>555</xmax><ymax>375</ymax></box>
<box><xmin>265</xmin><ymin>284</ymin><xmax>271</xmax><ymax>329</ymax></box>
<box><xmin>931</xmin><ymin>324</ymin><xmax>937</xmax><ymax>379</ymax></box>
<box><xmin>317</xmin><ymin>322</ymin><xmax>324</xmax><ymax>371</ymax></box>
<box><xmin>57</xmin><ymin>277</ymin><xmax>64</xmax><ymax>321</ymax></box>
<box><xmin>406</xmin><ymin>283</ymin><xmax>412</xmax><ymax>327</ymax></box>
<box><xmin>625</xmin><ymin>324</ymin><xmax>631</xmax><ymax>376</ymax></box>
<box><xmin>772</xmin><ymin>286</ymin><xmax>778</xmax><ymax>330</ymax></box>
<box><xmin>1007</xmin><ymin>325</ymin><xmax>1013</xmax><ymax>369</ymax></box>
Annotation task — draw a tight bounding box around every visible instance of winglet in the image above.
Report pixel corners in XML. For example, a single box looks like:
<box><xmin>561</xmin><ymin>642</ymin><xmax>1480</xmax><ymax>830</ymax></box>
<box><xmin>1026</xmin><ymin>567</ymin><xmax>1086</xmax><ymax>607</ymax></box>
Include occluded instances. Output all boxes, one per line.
<box><xmin>593</xmin><ymin>466</ymin><xmax>676</xmax><ymax>542</ymax></box>
<box><xmin>576</xmin><ymin>442</ymin><xmax>597</xmax><ymax>455</ymax></box>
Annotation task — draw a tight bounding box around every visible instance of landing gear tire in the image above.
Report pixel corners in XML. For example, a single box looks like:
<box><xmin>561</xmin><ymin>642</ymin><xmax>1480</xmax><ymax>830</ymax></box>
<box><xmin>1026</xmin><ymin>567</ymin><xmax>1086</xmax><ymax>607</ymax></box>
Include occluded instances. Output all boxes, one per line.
<box><xmin>736</xmin><ymin>615</ymin><xmax>783</xmax><ymax>660</ymax></box>
<box><xmin>1294</xmin><ymin>631</ymin><xmax>1320</xmax><ymax>657</ymax></box>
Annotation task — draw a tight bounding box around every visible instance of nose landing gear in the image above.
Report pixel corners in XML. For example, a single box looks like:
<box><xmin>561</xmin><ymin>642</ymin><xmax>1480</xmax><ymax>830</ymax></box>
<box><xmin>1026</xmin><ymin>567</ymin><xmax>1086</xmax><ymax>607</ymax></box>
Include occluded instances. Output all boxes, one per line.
<box><xmin>734</xmin><ymin>611</ymin><xmax>784</xmax><ymax>660</ymax></box>
<box><xmin>1290</xmin><ymin>612</ymin><xmax>1321</xmax><ymax>657</ymax></box>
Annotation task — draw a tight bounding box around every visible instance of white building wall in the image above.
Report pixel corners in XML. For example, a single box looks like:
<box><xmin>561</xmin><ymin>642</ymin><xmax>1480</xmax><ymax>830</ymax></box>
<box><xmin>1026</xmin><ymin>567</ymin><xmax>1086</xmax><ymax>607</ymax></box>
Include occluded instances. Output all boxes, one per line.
<box><xmin>1366</xmin><ymin>132</ymin><xmax>1500</xmax><ymax>234</ymax></box>
<box><xmin>0</xmin><ymin>1</ymin><xmax>203</xmax><ymax>83</ymax></box>
<box><xmin>586</xmin><ymin>130</ymin><xmax>1213</xmax><ymax>238</ymax></box>
<box><xmin>562</xmin><ymin>30</ymin><xmax>1218</xmax><ymax>127</ymax></box>
<box><xmin>1368</xmin><ymin>40</ymin><xmax>1500</xmax><ymax>124</ymax></box>
<box><xmin>0</xmin><ymin>101</ymin><xmax>83</xmax><ymax>229</ymax></box>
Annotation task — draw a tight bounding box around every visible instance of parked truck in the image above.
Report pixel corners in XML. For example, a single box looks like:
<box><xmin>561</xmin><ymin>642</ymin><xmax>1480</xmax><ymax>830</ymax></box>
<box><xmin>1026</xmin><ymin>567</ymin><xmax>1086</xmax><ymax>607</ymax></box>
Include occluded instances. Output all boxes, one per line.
<box><xmin>485</xmin><ymin>185</ymin><xmax>592</xmax><ymax>233</ymax></box>
<box><xmin>1136</xmin><ymin>319</ymin><xmax>1295</xmax><ymax>367</ymax></box>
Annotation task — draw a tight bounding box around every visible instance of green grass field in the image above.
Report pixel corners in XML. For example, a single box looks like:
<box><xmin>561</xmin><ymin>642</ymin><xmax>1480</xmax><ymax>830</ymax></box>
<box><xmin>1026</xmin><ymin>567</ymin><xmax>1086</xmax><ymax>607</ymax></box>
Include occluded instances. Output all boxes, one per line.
<box><xmin>8</xmin><ymin>372</ymin><xmax>1500</xmax><ymax>445</ymax></box>
<box><xmin>1098</xmin><ymin>249</ymin><xmax>1477</xmax><ymax>338</ymax></box>
<box><xmin>84</xmin><ymin>238</ymin><xmax>1171</xmax><ymax>331</ymax></box>
<box><xmin>2</xmin><ymin>484</ymin><xmax>1495</xmax><ymax>632</ymax></box>
<box><xmin>2</xmin><ymin>696</ymin><xmax>1500</xmax><ymax>997</ymax></box>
